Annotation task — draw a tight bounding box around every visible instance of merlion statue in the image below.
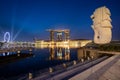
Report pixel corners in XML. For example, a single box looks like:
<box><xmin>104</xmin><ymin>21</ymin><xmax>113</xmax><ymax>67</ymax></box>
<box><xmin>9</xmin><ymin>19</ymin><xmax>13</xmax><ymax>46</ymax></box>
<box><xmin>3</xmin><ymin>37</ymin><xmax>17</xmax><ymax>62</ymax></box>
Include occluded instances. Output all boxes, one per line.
<box><xmin>91</xmin><ymin>6</ymin><xmax>112</xmax><ymax>44</ymax></box>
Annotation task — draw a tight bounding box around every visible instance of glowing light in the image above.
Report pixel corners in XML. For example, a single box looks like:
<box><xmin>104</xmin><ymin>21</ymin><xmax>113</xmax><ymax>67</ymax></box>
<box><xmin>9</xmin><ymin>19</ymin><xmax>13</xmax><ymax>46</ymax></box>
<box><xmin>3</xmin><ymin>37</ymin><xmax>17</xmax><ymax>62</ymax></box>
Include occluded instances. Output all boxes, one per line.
<box><xmin>4</xmin><ymin>32</ymin><xmax>10</xmax><ymax>42</ymax></box>
<box><xmin>3</xmin><ymin>53</ymin><xmax>5</xmax><ymax>56</ymax></box>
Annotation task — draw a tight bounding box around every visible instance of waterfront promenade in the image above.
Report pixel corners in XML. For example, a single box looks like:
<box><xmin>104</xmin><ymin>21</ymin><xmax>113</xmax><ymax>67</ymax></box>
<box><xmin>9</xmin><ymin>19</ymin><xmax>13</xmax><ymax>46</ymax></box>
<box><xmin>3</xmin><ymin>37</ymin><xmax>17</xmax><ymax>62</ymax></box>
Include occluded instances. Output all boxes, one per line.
<box><xmin>69</xmin><ymin>54</ymin><xmax>120</xmax><ymax>80</ymax></box>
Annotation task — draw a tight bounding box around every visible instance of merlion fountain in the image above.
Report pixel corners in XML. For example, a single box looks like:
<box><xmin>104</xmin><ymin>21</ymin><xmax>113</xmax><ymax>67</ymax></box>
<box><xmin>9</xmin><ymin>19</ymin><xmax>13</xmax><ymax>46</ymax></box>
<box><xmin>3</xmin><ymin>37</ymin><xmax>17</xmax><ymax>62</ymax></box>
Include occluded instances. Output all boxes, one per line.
<box><xmin>91</xmin><ymin>6</ymin><xmax>112</xmax><ymax>44</ymax></box>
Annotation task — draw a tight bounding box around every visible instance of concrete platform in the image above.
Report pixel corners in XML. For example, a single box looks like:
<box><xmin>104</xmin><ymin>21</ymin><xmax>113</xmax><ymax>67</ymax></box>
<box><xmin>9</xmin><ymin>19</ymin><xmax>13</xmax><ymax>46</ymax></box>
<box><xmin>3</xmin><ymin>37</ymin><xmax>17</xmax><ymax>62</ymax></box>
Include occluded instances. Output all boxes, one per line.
<box><xmin>69</xmin><ymin>55</ymin><xmax>120</xmax><ymax>80</ymax></box>
<box><xmin>98</xmin><ymin>57</ymin><xmax>120</xmax><ymax>80</ymax></box>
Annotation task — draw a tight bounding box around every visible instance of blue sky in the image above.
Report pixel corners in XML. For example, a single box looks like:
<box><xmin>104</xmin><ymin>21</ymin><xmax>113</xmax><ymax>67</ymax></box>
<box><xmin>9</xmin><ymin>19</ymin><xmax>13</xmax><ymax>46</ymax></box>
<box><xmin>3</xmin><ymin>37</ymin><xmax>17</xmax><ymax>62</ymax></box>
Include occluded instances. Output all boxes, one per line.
<box><xmin>0</xmin><ymin>0</ymin><xmax>120</xmax><ymax>41</ymax></box>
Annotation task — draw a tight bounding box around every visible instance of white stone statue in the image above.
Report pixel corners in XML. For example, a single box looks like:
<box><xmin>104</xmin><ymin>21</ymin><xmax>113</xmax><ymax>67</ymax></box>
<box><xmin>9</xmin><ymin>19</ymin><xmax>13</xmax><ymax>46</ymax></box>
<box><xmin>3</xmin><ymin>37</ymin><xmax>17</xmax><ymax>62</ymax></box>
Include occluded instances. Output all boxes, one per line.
<box><xmin>91</xmin><ymin>6</ymin><xmax>112</xmax><ymax>44</ymax></box>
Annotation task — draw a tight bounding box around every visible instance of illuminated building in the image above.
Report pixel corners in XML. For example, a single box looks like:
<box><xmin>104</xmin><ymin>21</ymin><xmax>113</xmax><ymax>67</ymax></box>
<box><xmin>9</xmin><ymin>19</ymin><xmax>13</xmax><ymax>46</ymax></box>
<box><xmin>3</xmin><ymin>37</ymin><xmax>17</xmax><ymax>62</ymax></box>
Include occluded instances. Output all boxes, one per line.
<box><xmin>35</xmin><ymin>29</ymin><xmax>92</xmax><ymax>48</ymax></box>
<box><xmin>47</xmin><ymin>29</ymin><xmax>70</xmax><ymax>41</ymax></box>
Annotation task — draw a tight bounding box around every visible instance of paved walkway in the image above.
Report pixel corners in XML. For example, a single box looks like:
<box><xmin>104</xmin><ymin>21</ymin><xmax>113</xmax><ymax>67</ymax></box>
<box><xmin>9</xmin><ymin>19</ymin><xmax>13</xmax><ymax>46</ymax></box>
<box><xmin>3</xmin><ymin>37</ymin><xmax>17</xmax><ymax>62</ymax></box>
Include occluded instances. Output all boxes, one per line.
<box><xmin>98</xmin><ymin>57</ymin><xmax>120</xmax><ymax>80</ymax></box>
<box><xmin>69</xmin><ymin>55</ymin><xmax>120</xmax><ymax>80</ymax></box>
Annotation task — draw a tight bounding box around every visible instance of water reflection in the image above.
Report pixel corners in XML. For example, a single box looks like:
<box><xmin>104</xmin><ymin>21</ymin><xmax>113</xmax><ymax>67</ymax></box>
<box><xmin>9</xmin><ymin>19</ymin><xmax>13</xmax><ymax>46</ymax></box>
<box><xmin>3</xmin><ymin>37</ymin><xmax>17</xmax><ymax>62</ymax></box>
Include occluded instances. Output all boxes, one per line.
<box><xmin>48</xmin><ymin>45</ymin><xmax>103</xmax><ymax>61</ymax></box>
<box><xmin>0</xmin><ymin>52</ymin><xmax>15</xmax><ymax>56</ymax></box>
<box><xmin>0</xmin><ymin>52</ymin><xmax>33</xmax><ymax>65</ymax></box>
<box><xmin>0</xmin><ymin>45</ymin><xmax>110</xmax><ymax>79</ymax></box>
<box><xmin>49</xmin><ymin>46</ymin><xmax>70</xmax><ymax>60</ymax></box>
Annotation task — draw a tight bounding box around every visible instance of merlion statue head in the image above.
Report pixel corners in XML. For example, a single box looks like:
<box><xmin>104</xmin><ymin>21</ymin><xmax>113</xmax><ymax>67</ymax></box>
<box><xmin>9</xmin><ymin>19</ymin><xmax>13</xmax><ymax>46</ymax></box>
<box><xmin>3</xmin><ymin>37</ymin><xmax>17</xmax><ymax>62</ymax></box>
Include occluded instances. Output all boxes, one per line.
<box><xmin>91</xmin><ymin>6</ymin><xmax>112</xmax><ymax>44</ymax></box>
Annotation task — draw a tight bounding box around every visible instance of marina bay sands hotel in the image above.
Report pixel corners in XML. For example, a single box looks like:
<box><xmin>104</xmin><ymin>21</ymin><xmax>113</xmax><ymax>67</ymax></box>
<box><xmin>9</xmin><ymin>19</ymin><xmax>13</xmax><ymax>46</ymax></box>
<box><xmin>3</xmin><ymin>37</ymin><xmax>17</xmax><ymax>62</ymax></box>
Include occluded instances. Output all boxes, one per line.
<box><xmin>35</xmin><ymin>29</ymin><xmax>91</xmax><ymax>48</ymax></box>
<box><xmin>48</xmin><ymin>29</ymin><xmax>70</xmax><ymax>41</ymax></box>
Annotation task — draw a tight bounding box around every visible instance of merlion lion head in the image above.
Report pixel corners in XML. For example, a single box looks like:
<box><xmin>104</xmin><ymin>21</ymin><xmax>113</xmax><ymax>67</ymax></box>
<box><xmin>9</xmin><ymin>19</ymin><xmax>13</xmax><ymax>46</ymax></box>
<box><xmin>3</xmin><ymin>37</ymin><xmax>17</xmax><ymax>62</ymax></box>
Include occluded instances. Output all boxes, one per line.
<box><xmin>91</xmin><ymin>6</ymin><xmax>112</xmax><ymax>44</ymax></box>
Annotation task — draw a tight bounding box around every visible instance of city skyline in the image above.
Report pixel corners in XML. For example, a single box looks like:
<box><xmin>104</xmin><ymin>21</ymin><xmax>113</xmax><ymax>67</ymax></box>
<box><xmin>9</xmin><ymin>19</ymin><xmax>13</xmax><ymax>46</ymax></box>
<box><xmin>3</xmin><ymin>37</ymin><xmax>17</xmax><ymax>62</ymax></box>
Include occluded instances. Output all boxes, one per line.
<box><xmin>0</xmin><ymin>0</ymin><xmax>120</xmax><ymax>41</ymax></box>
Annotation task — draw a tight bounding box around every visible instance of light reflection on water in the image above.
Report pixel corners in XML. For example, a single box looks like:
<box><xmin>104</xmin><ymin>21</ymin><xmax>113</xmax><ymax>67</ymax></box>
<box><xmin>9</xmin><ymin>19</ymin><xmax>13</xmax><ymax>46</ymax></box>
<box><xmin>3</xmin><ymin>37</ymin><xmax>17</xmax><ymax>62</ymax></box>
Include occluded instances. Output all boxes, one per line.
<box><xmin>0</xmin><ymin>46</ymin><xmax>102</xmax><ymax>79</ymax></box>
<box><xmin>49</xmin><ymin>47</ymin><xmax>70</xmax><ymax>60</ymax></box>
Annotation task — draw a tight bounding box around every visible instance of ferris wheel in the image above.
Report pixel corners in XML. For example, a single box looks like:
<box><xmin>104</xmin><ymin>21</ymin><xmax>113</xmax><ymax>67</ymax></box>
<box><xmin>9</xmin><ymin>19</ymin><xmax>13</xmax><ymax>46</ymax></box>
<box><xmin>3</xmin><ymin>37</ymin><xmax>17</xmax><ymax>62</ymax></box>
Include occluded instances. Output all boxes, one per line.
<box><xmin>4</xmin><ymin>32</ymin><xmax>10</xmax><ymax>42</ymax></box>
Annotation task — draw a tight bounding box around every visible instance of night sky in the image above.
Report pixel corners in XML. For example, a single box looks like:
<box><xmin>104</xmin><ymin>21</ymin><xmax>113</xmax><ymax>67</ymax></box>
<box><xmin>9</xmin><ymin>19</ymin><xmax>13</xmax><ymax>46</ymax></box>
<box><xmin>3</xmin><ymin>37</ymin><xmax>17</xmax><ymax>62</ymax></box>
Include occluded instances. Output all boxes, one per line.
<box><xmin>0</xmin><ymin>0</ymin><xmax>120</xmax><ymax>41</ymax></box>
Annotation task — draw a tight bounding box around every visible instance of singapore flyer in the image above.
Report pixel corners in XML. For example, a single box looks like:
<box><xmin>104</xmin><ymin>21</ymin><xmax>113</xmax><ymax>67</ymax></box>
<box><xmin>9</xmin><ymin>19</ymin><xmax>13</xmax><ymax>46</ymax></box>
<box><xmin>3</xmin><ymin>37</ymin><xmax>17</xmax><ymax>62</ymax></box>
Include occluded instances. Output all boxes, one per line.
<box><xmin>4</xmin><ymin>32</ymin><xmax>10</xmax><ymax>42</ymax></box>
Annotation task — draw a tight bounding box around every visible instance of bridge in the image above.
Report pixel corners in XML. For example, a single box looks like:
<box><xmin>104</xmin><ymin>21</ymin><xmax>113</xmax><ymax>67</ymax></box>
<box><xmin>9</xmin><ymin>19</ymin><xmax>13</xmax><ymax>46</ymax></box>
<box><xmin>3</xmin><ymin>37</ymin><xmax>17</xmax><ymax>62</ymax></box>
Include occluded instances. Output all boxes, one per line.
<box><xmin>0</xmin><ymin>42</ymin><xmax>34</xmax><ymax>54</ymax></box>
<box><xmin>0</xmin><ymin>47</ymin><xmax>33</xmax><ymax>53</ymax></box>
